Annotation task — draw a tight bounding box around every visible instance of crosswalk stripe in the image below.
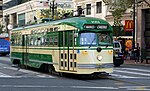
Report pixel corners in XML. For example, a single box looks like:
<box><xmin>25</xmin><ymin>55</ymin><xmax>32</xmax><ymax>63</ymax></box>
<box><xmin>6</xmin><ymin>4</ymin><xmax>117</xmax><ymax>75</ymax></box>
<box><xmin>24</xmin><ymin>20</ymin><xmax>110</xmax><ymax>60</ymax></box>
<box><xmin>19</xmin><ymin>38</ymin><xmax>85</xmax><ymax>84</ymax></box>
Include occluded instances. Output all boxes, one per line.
<box><xmin>0</xmin><ymin>72</ymin><xmax>11</xmax><ymax>77</ymax></box>
<box><xmin>114</xmin><ymin>70</ymin><xmax>150</xmax><ymax>76</ymax></box>
<box><xmin>110</xmin><ymin>74</ymin><xmax>150</xmax><ymax>79</ymax></box>
<box><xmin>115</xmin><ymin>68</ymin><xmax>150</xmax><ymax>73</ymax></box>
<box><xmin>119</xmin><ymin>86</ymin><xmax>150</xmax><ymax>90</ymax></box>
<box><xmin>3</xmin><ymin>66</ymin><xmax>56</xmax><ymax>78</ymax></box>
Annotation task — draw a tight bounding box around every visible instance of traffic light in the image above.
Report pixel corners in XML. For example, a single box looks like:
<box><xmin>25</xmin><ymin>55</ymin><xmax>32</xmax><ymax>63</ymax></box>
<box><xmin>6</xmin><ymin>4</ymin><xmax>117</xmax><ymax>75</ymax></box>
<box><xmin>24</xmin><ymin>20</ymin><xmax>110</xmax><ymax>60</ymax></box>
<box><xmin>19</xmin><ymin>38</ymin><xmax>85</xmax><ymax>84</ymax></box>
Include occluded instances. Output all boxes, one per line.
<box><xmin>34</xmin><ymin>16</ymin><xmax>37</xmax><ymax>23</ymax></box>
<box><xmin>77</xmin><ymin>7</ymin><xmax>83</xmax><ymax>16</ymax></box>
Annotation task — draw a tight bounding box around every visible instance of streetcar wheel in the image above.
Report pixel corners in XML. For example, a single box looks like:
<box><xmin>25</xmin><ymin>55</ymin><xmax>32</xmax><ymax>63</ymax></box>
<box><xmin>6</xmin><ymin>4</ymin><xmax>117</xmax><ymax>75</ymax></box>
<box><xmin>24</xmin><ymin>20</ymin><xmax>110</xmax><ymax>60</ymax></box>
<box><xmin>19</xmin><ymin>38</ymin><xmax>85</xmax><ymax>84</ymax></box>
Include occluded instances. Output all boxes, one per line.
<box><xmin>59</xmin><ymin>72</ymin><xmax>64</xmax><ymax>77</ymax></box>
<box><xmin>47</xmin><ymin>65</ymin><xmax>55</xmax><ymax>74</ymax></box>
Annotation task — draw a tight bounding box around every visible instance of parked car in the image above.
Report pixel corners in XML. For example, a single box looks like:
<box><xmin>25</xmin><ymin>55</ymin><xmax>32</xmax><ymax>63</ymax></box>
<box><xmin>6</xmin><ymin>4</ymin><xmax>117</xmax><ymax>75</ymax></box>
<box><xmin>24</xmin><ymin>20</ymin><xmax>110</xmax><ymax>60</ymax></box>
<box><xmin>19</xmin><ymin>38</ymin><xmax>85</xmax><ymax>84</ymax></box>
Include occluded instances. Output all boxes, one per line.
<box><xmin>113</xmin><ymin>41</ymin><xmax>124</xmax><ymax>67</ymax></box>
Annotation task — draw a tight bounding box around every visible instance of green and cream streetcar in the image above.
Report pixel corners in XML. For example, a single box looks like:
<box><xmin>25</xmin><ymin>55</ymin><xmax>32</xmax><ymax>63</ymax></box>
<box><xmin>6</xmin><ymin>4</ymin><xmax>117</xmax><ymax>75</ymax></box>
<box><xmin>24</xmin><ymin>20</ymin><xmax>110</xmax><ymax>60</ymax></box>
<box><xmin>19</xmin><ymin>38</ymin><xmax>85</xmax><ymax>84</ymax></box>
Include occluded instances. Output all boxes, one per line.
<box><xmin>11</xmin><ymin>17</ymin><xmax>113</xmax><ymax>75</ymax></box>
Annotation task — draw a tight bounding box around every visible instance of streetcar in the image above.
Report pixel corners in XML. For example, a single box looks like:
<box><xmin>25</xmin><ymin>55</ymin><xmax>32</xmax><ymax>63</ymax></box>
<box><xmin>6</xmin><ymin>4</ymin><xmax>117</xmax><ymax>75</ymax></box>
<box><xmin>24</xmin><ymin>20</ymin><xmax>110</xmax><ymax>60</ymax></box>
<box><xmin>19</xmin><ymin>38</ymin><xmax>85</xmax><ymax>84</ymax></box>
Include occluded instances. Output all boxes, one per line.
<box><xmin>10</xmin><ymin>17</ymin><xmax>113</xmax><ymax>75</ymax></box>
<box><xmin>0</xmin><ymin>33</ymin><xmax>10</xmax><ymax>56</ymax></box>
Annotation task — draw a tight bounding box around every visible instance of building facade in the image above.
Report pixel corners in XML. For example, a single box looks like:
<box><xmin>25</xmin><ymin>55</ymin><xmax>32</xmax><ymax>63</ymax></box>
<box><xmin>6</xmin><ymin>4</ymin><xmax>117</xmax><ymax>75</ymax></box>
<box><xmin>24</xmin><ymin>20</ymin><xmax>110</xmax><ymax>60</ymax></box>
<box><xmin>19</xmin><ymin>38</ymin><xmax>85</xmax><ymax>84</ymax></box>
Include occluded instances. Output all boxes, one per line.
<box><xmin>0</xmin><ymin>0</ymin><xmax>3</xmax><ymax>25</ymax></box>
<box><xmin>137</xmin><ymin>1</ymin><xmax>150</xmax><ymax>59</ymax></box>
<box><xmin>3</xmin><ymin>0</ymin><xmax>50</xmax><ymax>27</ymax></box>
<box><xmin>74</xmin><ymin>0</ymin><xmax>107</xmax><ymax>20</ymax></box>
<box><xmin>3</xmin><ymin>0</ymin><xmax>73</xmax><ymax>28</ymax></box>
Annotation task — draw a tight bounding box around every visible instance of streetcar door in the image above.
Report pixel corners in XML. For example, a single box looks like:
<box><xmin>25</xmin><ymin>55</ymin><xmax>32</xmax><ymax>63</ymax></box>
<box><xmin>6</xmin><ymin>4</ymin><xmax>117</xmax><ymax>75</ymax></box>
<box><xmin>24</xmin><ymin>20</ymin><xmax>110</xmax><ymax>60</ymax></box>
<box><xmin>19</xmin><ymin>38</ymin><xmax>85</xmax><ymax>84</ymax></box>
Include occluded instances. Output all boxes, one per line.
<box><xmin>59</xmin><ymin>31</ymin><xmax>77</xmax><ymax>71</ymax></box>
<box><xmin>22</xmin><ymin>35</ymin><xmax>29</xmax><ymax>66</ymax></box>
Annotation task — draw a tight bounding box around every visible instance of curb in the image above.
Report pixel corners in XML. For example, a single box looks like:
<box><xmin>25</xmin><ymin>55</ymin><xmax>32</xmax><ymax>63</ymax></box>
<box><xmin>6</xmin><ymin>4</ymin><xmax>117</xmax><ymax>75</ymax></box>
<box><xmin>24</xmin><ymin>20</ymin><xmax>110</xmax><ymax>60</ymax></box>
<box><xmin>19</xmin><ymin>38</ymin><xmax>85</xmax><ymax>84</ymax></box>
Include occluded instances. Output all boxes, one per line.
<box><xmin>124</xmin><ymin>59</ymin><xmax>150</xmax><ymax>67</ymax></box>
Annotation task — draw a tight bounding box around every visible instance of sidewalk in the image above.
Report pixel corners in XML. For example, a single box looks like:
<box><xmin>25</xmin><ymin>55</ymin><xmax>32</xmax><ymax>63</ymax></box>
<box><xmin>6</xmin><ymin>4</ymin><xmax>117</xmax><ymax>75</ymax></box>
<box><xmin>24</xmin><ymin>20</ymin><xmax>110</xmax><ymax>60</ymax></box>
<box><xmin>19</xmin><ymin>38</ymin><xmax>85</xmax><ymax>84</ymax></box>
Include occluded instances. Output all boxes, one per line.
<box><xmin>124</xmin><ymin>59</ymin><xmax>150</xmax><ymax>66</ymax></box>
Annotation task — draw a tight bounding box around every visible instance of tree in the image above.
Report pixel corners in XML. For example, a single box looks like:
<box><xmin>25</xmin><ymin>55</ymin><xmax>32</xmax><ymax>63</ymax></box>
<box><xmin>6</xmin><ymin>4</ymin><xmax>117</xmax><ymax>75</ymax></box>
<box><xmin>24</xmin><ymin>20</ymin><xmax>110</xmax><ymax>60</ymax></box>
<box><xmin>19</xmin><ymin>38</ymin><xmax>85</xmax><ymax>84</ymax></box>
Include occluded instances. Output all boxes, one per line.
<box><xmin>103</xmin><ymin>0</ymin><xmax>150</xmax><ymax>36</ymax></box>
<box><xmin>41</xmin><ymin>9</ymin><xmax>73</xmax><ymax>20</ymax></box>
<box><xmin>41</xmin><ymin>9</ymin><xmax>51</xmax><ymax>18</ymax></box>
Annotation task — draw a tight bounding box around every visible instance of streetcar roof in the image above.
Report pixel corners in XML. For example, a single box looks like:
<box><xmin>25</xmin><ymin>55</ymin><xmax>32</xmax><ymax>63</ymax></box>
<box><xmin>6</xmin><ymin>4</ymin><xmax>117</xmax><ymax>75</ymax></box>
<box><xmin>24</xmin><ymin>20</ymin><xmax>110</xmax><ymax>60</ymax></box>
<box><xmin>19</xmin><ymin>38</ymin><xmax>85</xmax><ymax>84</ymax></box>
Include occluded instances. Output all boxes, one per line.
<box><xmin>12</xmin><ymin>17</ymin><xmax>112</xmax><ymax>31</ymax></box>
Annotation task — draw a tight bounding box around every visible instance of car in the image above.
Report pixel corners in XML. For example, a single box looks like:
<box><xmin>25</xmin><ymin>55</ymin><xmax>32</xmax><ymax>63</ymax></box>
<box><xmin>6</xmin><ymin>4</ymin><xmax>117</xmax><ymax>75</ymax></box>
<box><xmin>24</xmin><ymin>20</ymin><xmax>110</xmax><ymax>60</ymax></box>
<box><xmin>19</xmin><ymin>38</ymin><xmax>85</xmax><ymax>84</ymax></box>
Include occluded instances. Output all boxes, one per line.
<box><xmin>113</xmin><ymin>41</ymin><xmax>124</xmax><ymax>67</ymax></box>
<box><xmin>0</xmin><ymin>37</ymin><xmax>10</xmax><ymax>56</ymax></box>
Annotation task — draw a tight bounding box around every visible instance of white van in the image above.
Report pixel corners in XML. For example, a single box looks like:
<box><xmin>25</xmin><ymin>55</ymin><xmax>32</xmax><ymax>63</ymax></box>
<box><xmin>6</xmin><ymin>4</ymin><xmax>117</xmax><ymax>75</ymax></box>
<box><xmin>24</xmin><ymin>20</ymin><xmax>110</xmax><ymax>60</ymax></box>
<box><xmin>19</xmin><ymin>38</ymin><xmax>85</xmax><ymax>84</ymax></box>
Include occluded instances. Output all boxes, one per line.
<box><xmin>113</xmin><ymin>41</ymin><xmax>122</xmax><ymax>53</ymax></box>
<box><xmin>113</xmin><ymin>41</ymin><xmax>124</xmax><ymax>67</ymax></box>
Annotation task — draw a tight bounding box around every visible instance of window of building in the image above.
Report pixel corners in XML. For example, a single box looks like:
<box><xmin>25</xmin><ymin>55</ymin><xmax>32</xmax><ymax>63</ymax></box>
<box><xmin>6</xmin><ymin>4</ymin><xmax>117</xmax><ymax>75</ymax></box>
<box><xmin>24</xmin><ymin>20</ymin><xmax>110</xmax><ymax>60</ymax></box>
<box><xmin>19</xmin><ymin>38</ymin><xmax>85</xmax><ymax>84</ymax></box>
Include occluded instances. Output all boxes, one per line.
<box><xmin>0</xmin><ymin>6</ymin><xmax>2</xmax><ymax>10</ymax></box>
<box><xmin>18</xmin><ymin>13</ymin><xmax>25</xmax><ymax>27</ymax></box>
<box><xmin>86</xmin><ymin>4</ymin><xmax>91</xmax><ymax>15</ymax></box>
<box><xmin>77</xmin><ymin>6</ymin><xmax>81</xmax><ymax>10</ymax></box>
<box><xmin>96</xmin><ymin>2</ymin><xmax>102</xmax><ymax>14</ymax></box>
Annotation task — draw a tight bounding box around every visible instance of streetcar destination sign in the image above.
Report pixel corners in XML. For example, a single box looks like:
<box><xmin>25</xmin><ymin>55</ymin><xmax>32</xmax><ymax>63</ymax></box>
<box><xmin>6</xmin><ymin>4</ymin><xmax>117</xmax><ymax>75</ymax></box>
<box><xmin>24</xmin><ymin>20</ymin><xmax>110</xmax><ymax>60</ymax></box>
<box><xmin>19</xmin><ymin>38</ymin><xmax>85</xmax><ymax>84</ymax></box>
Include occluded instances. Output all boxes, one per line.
<box><xmin>83</xmin><ymin>24</ymin><xmax>108</xmax><ymax>30</ymax></box>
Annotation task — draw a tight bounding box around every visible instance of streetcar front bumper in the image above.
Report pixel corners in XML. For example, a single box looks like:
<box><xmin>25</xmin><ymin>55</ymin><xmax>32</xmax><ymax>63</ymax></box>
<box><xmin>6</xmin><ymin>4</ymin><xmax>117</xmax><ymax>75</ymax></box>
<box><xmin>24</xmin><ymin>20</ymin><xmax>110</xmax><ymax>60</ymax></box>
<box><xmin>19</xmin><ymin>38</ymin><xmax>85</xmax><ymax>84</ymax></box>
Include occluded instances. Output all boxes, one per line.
<box><xmin>77</xmin><ymin>63</ymin><xmax>113</xmax><ymax>69</ymax></box>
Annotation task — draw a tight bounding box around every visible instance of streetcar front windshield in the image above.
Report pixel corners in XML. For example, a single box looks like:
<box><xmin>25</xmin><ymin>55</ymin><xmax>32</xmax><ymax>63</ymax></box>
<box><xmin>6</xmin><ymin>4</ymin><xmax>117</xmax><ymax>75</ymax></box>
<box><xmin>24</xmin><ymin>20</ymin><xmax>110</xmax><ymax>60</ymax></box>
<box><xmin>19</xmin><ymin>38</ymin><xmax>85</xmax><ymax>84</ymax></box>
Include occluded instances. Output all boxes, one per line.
<box><xmin>80</xmin><ymin>33</ymin><xmax>96</xmax><ymax>46</ymax></box>
<box><xmin>79</xmin><ymin>32</ymin><xmax>112</xmax><ymax>46</ymax></box>
<box><xmin>98</xmin><ymin>33</ymin><xmax>112</xmax><ymax>46</ymax></box>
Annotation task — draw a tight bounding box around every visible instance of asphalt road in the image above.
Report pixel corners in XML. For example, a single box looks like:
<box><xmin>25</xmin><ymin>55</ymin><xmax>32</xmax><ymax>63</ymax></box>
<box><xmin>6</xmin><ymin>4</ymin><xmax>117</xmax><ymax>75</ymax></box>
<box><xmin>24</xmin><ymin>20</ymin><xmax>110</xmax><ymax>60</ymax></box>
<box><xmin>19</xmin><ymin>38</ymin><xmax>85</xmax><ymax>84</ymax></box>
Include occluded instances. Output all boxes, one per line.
<box><xmin>0</xmin><ymin>56</ymin><xmax>150</xmax><ymax>91</ymax></box>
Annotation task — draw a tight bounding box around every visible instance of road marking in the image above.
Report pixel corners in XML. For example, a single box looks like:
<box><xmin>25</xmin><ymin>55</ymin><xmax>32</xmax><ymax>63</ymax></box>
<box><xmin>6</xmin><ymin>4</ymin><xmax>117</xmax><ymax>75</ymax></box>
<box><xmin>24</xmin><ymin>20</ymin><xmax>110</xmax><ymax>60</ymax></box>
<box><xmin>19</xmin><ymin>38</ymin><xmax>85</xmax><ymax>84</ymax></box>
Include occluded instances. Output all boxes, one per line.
<box><xmin>114</xmin><ymin>70</ymin><xmax>150</xmax><ymax>77</ymax></box>
<box><xmin>115</xmin><ymin>68</ymin><xmax>150</xmax><ymax>73</ymax></box>
<box><xmin>3</xmin><ymin>66</ymin><xmax>56</xmax><ymax>78</ymax></box>
<box><xmin>1</xmin><ymin>85</ymin><xmax>150</xmax><ymax>90</ymax></box>
<box><xmin>0</xmin><ymin>85</ymin><xmax>118</xmax><ymax>89</ymax></box>
<box><xmin>119</xmin><ymin>86</ymin><xmax>150</xmax><ymax>90</ymax></box>
<box><xmin>110</xmin><ymin>74</ymin><xmax>150</xmax><ymax>79</ymax></box>
<box><xmin>71</xmin><ymin>86</ymin><xmax>118</xmax><ymax>89</ymax></box>
<box><xmin>0</xmin><ymin>72</ymin><xmax>11</xmax><ymax>77</ymax></box>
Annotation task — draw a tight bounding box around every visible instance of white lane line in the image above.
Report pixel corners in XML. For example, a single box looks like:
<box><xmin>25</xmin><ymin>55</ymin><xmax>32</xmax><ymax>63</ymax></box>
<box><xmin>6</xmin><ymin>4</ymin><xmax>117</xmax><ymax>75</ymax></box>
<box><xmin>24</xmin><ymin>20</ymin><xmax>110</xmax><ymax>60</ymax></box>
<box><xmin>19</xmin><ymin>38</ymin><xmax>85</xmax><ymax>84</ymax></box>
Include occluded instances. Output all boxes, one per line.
<box><xmin>0</xmin><ymin>72</ymin><xmax>11</xmax><ymax>77</ymax></box>
<box><xmin>3</xmin><ymin>67</ymin><xmax>56</xmax><ymax>78</ymax></box>
<box><xmin>114</xmin><ymin>70</ymin><xmax>150</xmax><ymax>77</ymax></box>
<box><xmin>110</xmin><ymin>74</ymin><xmax>150</xmax><ymax>79</ymax></box>
<box><xmin>72</xmin><ymin>86</ymin><xmax>118</xmax><ymax>89</ymax></box>
<box><xmin>115</xmin><ymin>68</ymin><xmax>150</xmax><ymax>73</ymax></box>
<box><xmin>119</xmin><ymin>86</ymin><xmax>150</xmax><ymax>91</ymax></box>
<box><xmin>0</xmin><ymin>85</ymin><xmax>118</xmax><ymax>89</ymax></box>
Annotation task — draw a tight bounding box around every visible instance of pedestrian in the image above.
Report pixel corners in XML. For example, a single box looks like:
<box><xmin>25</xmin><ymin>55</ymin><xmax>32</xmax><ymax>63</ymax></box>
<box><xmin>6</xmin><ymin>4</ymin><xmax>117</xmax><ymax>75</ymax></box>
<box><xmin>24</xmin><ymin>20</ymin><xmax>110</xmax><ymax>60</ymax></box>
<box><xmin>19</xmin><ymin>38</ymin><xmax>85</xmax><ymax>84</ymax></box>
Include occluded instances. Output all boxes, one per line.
<box><xmin>135</xmin><ymin>43</ymin><xmax>140</xmax><ymax>63</ymax></box>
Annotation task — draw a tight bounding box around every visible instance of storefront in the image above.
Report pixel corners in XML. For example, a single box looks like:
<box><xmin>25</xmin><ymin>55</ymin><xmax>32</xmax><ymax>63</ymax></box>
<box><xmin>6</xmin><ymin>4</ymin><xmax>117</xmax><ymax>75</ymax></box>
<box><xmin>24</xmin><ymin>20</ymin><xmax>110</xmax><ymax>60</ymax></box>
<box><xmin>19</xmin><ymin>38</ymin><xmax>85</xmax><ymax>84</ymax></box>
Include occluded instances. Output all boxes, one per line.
<box><xmin>137</xmin><ymin>3</ymin><xmax>150</xmax><ymax>60</ymax></box>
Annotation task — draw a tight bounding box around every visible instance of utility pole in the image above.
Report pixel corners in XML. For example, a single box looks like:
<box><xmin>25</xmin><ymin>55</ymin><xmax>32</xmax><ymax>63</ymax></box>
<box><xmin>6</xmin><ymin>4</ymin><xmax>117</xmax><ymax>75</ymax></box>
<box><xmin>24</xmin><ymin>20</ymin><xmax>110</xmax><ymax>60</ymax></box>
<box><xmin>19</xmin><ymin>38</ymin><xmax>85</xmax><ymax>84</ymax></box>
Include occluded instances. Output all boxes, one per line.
<box><xmin>132</xmin><ymin>0</ymin><xmax>136</xmax><ymax>50</ymax></box>
<box><xmin>4</xmin><ymin>14</ymin><xmax>9</xmax><ymax>35</ymax></box>
<box><xmin>50</xmin><ymin>0</ymin><xmax>57</xmax><ymax>20</ymax></box>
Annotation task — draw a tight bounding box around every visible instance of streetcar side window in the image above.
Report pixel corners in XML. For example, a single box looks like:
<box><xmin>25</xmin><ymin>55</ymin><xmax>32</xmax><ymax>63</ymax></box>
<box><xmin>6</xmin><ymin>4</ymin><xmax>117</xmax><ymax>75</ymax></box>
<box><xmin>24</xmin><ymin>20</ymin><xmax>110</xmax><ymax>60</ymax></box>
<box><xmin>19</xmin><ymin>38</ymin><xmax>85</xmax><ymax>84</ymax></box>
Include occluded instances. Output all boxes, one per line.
<box><xmin>41</xmin><ymin>37</ymin><xmax>45</xmax><ymax>46</ymax></box>
<box><xmin>44</xmin><ymin>35</ymin><xmax>49</xmax><ymax>46</ymax></box>
<box><xmin>54</xmin><ymin>36</ymin><xmax>58</xmax><ymax>46</ymax></box>
<box><xmin>29</xmin><ymin>36</ymin><xmax>34</xmax><ymax>46</ymax></box>
<box><xmin>37</xmin><ymin>37</ymin><xmax>41</xmax><ymax>46</ymax></box>
<box><xmin>49</xmin><ymin>36</ymin><xmax>53</xmax><ymax>46</ymax></box>
<box><xmin>11</xmin><ymin>36</ymin><xmax>15</xmax><ymax>46</ymax></box>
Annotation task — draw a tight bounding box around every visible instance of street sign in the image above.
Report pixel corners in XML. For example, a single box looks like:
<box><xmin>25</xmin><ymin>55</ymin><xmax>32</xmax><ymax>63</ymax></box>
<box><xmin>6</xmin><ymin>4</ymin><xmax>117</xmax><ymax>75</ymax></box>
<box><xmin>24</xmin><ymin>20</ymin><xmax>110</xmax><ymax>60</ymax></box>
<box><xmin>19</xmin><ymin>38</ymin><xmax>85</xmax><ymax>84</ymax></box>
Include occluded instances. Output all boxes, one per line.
<box><xmin>124</xmin><ymin>20</ymin><xmax>134</xmax><ymax>31</ymax></box>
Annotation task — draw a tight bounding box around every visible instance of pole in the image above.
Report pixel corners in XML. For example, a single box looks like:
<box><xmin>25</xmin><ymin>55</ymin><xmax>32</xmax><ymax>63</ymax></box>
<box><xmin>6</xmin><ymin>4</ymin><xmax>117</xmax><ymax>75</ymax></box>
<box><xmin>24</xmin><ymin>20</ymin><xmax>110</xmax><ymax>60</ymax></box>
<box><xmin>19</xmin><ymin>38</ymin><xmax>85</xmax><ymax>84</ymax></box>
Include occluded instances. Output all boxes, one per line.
<box><xmin>131</xmin><ymin>0</ymin><xmax>136</xmax><ymax>60</ymax></box>
<box><xmin>52</xmin><ymin>0</ymin><xmax>55</xmax><ymax>20</ymax></box>
<box><xmin>4</xmin><ymin>15</ymin><xmax>9</xmax><ymax>36</ymax></box>
<box><xmin>132</xmin><ymin>0</ymin><xmax>136</xmax><ymax>49</ymax></box>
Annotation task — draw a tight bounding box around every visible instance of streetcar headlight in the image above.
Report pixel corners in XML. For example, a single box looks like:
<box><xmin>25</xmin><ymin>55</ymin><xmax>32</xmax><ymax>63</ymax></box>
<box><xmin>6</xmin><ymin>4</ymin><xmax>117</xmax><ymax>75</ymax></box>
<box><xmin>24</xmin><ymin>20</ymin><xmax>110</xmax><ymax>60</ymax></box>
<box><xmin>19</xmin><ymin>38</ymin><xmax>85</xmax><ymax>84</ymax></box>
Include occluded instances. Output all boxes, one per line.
<box><xmin>97</xmin><ymin>55</ymin><xmax>103</xmax><ymax>61</ymax></box>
